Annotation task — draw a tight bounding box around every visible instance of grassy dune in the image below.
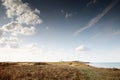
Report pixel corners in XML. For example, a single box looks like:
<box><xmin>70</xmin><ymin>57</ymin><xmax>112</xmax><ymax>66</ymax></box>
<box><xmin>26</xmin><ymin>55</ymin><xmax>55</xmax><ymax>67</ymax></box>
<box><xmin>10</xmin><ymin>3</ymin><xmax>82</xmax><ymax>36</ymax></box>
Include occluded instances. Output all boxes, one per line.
<box><xmin>0</xmin><ymin>61</ymin><xmax>120</xmax><ymax>80</ymax></box>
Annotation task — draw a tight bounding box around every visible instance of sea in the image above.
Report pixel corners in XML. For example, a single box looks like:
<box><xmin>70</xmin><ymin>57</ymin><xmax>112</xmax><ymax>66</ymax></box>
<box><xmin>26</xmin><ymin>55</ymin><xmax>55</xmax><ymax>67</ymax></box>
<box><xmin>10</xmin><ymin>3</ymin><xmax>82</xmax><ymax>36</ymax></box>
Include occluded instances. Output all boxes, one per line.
<box><xmin>89</xmin><ymin>62</ymin><xmax>120</xmax><ymax>69</ymax></box>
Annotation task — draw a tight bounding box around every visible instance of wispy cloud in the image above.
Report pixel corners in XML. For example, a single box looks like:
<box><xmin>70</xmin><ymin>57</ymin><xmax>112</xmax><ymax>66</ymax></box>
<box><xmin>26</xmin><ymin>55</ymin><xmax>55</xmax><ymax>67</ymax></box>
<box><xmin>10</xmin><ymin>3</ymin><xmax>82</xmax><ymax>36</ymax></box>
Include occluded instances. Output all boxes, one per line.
<box><xmin>65</xmin><ymin>13</ymin><xmax>72</xmax><ymax>18</ymax></box>
<box><xmin>87</xmin><ymin>0</ymin><xmax>97</xmax><ymax>7</ymax></box>
<box><xmin>112</xmin><ymin>30</ymin><xmax>120</xmax><ymax>35</ymax></box>
<box><xmin>61</xmin><ymin>10</ymin><xmax>72</xmax><ymax>18</ymax></box>
<box><xmin>74</xmin><ymin>0</ymin><xmax>119</xmax><ymax>36</ymax></box>
<box><xmin>91</xmin><ymin>32</ymin><xmax>101</xmax><ymax>39</ymax></box>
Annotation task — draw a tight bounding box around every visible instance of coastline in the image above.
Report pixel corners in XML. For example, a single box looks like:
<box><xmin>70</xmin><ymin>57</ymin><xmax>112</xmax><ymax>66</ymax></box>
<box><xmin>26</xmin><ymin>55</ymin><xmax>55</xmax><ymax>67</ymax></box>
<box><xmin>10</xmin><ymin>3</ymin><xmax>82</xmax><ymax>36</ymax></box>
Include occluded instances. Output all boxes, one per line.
<box><xmin>89</xmin><ymin>62</ymin><xmax>120</xmax><ymax>69</ymax></box>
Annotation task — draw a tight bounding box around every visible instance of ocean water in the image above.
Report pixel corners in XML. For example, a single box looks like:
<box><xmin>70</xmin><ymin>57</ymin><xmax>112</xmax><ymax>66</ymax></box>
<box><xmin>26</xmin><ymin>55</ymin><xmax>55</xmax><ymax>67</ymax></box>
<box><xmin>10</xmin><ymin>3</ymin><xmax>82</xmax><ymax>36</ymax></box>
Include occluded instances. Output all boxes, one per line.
<box><xmin>89</xmin><ymin>62</ymin><xmax>120</xmax><ymax>68</ymax></box>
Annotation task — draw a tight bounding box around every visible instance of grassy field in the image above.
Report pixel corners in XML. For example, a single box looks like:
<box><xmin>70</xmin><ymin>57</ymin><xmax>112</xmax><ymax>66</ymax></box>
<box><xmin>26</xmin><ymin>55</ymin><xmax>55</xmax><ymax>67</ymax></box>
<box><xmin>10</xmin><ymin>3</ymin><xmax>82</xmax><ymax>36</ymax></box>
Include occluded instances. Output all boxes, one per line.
<box><xmin>0</xmin><ymin>61</ymin><xmax>120</xmax><ymax>80</ymax></box>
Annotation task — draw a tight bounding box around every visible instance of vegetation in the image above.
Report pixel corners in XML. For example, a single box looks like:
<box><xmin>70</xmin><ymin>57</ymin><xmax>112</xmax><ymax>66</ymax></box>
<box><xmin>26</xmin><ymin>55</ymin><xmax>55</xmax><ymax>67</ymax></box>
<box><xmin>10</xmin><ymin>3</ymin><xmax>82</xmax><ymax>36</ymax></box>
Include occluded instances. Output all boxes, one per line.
<box><xmin>0</xmin><ymin>61</ymin><xmax>120</xmax><ymax>80</ymax></box>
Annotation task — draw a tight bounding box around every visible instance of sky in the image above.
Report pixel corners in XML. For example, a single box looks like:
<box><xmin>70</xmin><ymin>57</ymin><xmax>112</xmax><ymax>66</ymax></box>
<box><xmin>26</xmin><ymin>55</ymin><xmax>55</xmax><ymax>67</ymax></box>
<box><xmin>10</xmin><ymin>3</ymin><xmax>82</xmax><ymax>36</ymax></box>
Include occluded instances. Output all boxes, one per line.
<box><xmin>0</xmin><ymin>0</ymin><xmax>120</xmax><ymax>62</ymax></box>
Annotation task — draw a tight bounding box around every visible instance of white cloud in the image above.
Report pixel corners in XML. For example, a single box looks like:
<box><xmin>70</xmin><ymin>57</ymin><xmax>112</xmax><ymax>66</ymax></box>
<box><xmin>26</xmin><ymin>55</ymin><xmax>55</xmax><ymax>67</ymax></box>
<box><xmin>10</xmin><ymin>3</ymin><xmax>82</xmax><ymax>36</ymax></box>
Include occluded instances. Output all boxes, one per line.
<box><xmin>16</xmin><ymin>11</ymin><xmax>42</xmax><ymax>25</ymax></box>
<box><xmin>0</xmin><ymin>0</ymin><xmax>45</xmax><ymax>62</ymax></box>
<box><xmin>24</xmin><ymin>43</ymin><xmax>38</xmax><ymax>49</ymax></box>
<box><xmin>2</xmin><ymin>22</ymin><xmax>35</xmax><ymax>36</ymax></box>
<box><xmin>0</xmin><ymin>29</ymin><xmax>4</xmax><ymax>37</ymax></box>
<box><xmin>0</xmin><ymin>0</ymin><xmax>42</xmax><ymax>42</ymax></box>
<box><xmin>20</xmin><ymin>27</ymin><xmax>35</xmax><ymax>35</ymax></box>
<box><xmin>2</xmin><ymin>0</ymin><xmax>23</xmax><ymax>18</ymax></box>
<box><xmin>2</xmin><ymin>22</ymin><xmax>22</xmax><ymax>32</ymax></box>
<box><xmin>16</xmin><ymin>3</ymin><xmax>31</xmax><ymax>16</ymax></box>
<box><xmin>0</xmin><ymin>37</ymin><xmax>19</xmax><ymax>48</ymax></box>
<box><xmin>1</xmin><ymin>0</ymin><xmax>42</xmax><ymax>36</ymax></box>
<box><xmin>35</xmin><ymin>9</ymin><xmax>40</xmax><ymax>14</ymax></box>
<box><xmin>75</xmin><ymin>45</ymin><xmax>89</xmax><ymax>53</ymax></box>
<box><xmin>0</xmin><ymin>42</ymin><xmax>42</xmax><ymax>56</ymax></box>
<box><xmin>2</xmin><ymin>0</ymin><xmax>42</xmax><ymax>25</ymax></box>
<box><xmin>74</xmin><ymin>0</ymin><xmax>119</xmax><ymax>36</ymax></box>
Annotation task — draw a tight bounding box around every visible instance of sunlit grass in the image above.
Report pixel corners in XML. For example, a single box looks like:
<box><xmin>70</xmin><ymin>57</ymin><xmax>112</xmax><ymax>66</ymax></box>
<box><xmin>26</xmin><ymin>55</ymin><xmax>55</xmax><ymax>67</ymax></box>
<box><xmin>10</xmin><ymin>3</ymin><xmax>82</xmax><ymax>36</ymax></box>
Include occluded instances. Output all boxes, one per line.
<box><xmin>0</xmin><ymin>61</ymin><xmax>120</xmax><ymax>80</ymax></box>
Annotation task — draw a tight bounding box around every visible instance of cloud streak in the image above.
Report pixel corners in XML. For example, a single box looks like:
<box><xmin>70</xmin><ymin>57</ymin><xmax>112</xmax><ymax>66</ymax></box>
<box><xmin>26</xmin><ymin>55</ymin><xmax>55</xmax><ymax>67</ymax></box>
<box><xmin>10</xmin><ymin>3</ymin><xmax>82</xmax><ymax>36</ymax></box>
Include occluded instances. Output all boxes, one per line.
<box><xmin>74</xmin><ymin>0</ymin><xmax>119</xmax><ymax>36</ymax></box>
<box><xmin>87</xmin><ymin>0</ymin><xmax>97</xmax><ymax>7</ymax></box>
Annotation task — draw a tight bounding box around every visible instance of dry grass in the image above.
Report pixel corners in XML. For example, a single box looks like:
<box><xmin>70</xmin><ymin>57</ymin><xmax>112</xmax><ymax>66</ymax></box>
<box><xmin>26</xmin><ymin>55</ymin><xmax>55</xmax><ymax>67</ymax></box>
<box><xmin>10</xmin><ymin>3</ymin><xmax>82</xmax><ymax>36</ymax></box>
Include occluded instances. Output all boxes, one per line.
<box><xmin>0</xmin><ymin>61</ymin><xmax>120</xmax><ymax>80</ymax></box>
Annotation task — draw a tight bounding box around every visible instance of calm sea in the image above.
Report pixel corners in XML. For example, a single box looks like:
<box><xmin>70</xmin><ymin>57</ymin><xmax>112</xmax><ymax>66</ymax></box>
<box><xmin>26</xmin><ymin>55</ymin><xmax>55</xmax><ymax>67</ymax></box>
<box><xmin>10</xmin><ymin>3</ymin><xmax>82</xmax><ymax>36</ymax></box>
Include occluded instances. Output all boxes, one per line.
<box><xmin>89</xmin><ymin>62</ymin><xmax>120</xmax><ymax>68</ymax></box>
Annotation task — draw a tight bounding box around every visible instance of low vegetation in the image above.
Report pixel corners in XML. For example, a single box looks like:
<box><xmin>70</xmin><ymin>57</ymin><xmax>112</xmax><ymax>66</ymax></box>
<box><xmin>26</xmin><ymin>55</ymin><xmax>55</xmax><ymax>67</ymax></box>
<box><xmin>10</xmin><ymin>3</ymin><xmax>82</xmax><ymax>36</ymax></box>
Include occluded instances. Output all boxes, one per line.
<box><xmin>0</xmin><ymin>61</ymin><xmax>120</xmax><ymax>80</ymax></box>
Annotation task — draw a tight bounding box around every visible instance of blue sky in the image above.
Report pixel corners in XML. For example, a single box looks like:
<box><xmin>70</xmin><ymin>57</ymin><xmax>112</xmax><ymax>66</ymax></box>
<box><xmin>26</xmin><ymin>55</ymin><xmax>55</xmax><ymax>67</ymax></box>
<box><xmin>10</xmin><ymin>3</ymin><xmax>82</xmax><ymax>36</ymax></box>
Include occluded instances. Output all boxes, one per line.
<box><xmin>0</xmin><ymin>0</ymin><xmax>120</xmax><ymax>62</ymax></box>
